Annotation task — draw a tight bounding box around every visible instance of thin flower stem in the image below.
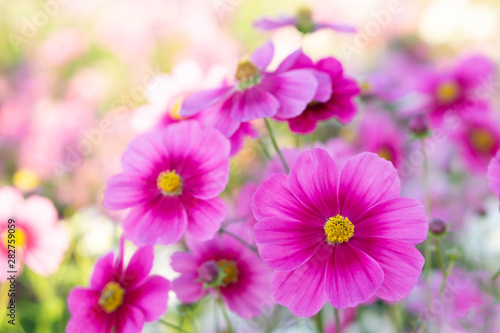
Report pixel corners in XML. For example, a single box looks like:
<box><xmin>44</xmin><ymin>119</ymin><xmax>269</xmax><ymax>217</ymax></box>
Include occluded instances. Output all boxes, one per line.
<box><xmin>434</xmin><ymin>237</ymin><xmax>447</xmax><ymax>294</ymax></box>
<box><xmin>264</xmin><ymin>118</ymin><xmax>290</xmax><ymax>173</ymax></box>
<box><xmin>257</xmin><ymin>137</ymin><xmax>271</xmax><ymax>159</ymax></box>
<box><xmin>334</xmin><ymin>307</ymin><xmax>341</xmax><ymax>333</ymax></box>
<box><xmin>314</xmin><ymin>310</ymin><xmax>323</xmax><ymax>333</ymax></box>
<box><xmin>220</xmin><ymin>228</ymin><xmax>259</xmax><ymax>255</ymax></box>
<box><xmin>218</xmin><ymin>290</ymin><xmax>234</xmax><ymax>333</ymax></box>
<box><xmin>159</xmin><ymin>319</ymin><xmax>182</xmax><ymax>331</ymax></box>
<box><xmin>492</xmin><ymin>267</ymin><xmax>500</xmax><ymax>281</ymax></box>
<box><xmin>421</xmin><ymin>138</ymin><xmax>432</xmax><ymax>309</ymax></box>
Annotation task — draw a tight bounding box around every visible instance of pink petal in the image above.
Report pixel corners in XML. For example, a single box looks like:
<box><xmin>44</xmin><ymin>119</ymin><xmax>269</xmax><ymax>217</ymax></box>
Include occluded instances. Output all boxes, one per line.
<box><xmin>288</xmin><ymin>111</ymin><xmax>318</xmax><ymax>134</ymax></box>
<box><xmin>123</xmin><ymin>196</ymin><xmax>187</xmax><ymax>246</ymax></box>
<box><xmin>251</xmin><ymin>173</ymin><xmax>324</xmax><ymax>223</ymax></box>
<box><xmin>325</xmin><ymin>243</ymin><xmax>384</xmax><ymax>309</ymax></box>
<box><xmin>182</xmin><ymin>195</ymin><xmax>226</xmax><ymax>240</ymax></box>
<box><xmin>180</xmin><ymin>86</ymin><xmax>234</xmax><ymax>117</ymax></box>
<box><xmin>350</xmin><ymin>237</ymin><xmax>424</xmax><ymax>302</ymax></box>
<box><xmin>275</xmin><ymin>50</ymin><xmax>314</xmax><ymax>73</ymax></box>
<box><xmin>199</xmin><ymin>105</ymin><xmax>241</xmax><ymax>138</ymax></box>
<box><xmin>311</xmin><ymin>70</ymin><xmax>333</xmax><ymax>103</ymax></box>
<box><xmin>120</xmin><ymin>131</ymin><xmax>169</xmax><ymax>176</ymax></box>
<box><xmin>250</xmin><ymin>40</ymin><xmax>274</xmax><ymax>70</ymax></box>
<box><xmin>21</xmin><ymin>196</ymin><xmax>58</xmax><ymax>228</ymax></box>
<box><xmin>354</xmin><ymin>197</ymin><xmax>428</xmax><ymax>245</ymax></box>
<box><xmin>170</xmin><ymin>252</ymin><xmax>199</xmax><ymax>273</ymax></box>
<box><xmin>66</xmin><ymin>288</ymin><xmax>108</xmax><ymax>333</ymax></box>
<box><xmin>288</xmin><ymin>148</ymin><xmax>339</xmax><ymax>218</ymax></box>
<box><xmin>253</xmin><ymin>16</ymin><xmax>296</xmax><ymax>31</ymax></box>
<box><xmin>172</xmin><ymin>274</ymin><xmax>207</xmax><ymax>303</ymax></box>
<box><xmin>90</xmin><ymin>252</ymin><xmax>118</xmax><ymax>290</ymax></box>
<box><xmin>262</xmin><ymin>70</ymin><xmax>317</xmax><ymax>119</ymax></box>
<box><xmin>254</xmin><ymin>217</ymin><xmax>325</xmax><ymax>271</ymax></box>
<box><xmin>122</xmin><ymin>246</ymin><xmax>154</xmax><ymax>288</ymax></box>
<box><xmin>0</xmin><ymin>186</ymin><xmax>24</xmax><ymax>220</ymax></box>
<box><xmin>488</xmin><ymin>152</ymin><xmax>500</xmax><ymax>196</ymax></box>
<box><xmin>114</xmin><ymin>304</ymin><xmax>145</xmax><ymax>333</ymax></box>
<box><xmin>126</xmin><ymin>276</ymin><xmax>171</xmax><ymax>322</ymax></box>
<box><xmin>314</xmin><ymin>23</ymin><xmax>357</xmax><ymax>33</ymax></box>
<box><xmin>103</xmin><ymin>173</ymin><xmax>155</xmax><ymax>210</ymax></box>
<box><xmin>229</xmin><ymin>86</ymin><xmax>280</xmax><ymax>122</ymax></box>
<box><xmin>338</xmin><ymin>153</ymin><xmax>400</xmax><ymax>221</ymax></box>
<box><xmin>271</xmin><ymin>244</ymin><xmax>330</xmax><ymax>317</ymax></box>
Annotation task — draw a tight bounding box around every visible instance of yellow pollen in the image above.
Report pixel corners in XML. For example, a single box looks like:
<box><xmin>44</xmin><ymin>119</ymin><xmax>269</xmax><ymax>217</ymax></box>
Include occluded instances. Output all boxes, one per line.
<box><xmin>13</xmin><ymin>169</ymin><xmax>40</xmax><ymax>192</ymax></box>
<box><xmin>98</xmin><ymin>282</ymin><xmax>125</xmax><ymax>313</ymax></box>
<box><xmin>217</xmin><ymin>259</ymin><xmax>238</xmax><ymax>285</ymax></box>
<box><xmin>470</xmin><ymin>129</ymin><xmax>495</xmax><ymax>152</ymax></box>
<box><xmin>2</xmin><ymin>228</ymin><xmax>26</xmax><ymax>249</ymax></box>
<box><xmin>324</xmin><ymin>215</ymin><xmax>354</xmax><ymax>244</ymax></box>
<box><xmin>235</xmin><ymin>60</ymin><xmax>260</xmax><ymax>85</ymax></box>
<box><xmin>169</xmin><ymin>96</ymin><xmax>185</xmax><ymax>121</ymax></box>
<box><xmin>360</xmin><ymin>81</ymin><xmax>372</xmax><ymax>94</ymax></box>
<box><xmin>157</xmin><ymin>170</ymin><xmax>182</xmax><ymax>195</ymax></box>
<box><xmin>436</xmin><ymin>81</ymin><xmax>460</xmax><ymax>104</ymax></box>
<box><xmin>377</xmin><ymin>147</ymin><xmax>393</xmax><ymax>162</ymax></box>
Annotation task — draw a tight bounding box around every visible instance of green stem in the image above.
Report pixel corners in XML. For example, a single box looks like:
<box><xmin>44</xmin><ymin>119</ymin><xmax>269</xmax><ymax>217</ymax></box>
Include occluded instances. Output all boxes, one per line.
<box><xmin>218</xmin><ymin>291</ymin><xmax>234</xmax><ymax>333</ymax></box>
<box><xmin>334</xmin><ymin>307</ymin><xmax>341</xmax><ymax>333</ymax></box>
<box><xmin>159</xmin><ymin>319</ymin><xmax>182</xmax><ymax>331</ymax></box>
<box><xmin>492</xmin><ymin>267</ymin><xmax>500</xmax><ymax>281</ymax></box>
<box><xmin>314</xmin><ymin>310</ymin><xmax>323</xmax><ymax>333</ymax></box>
<box><xmin>257</xmin><ymin>137</ymin><xmax>271</xmax><ymax>159</ymax></box>
<box><xmin>220</xmin><ymin>228</ymin><xmax>259</xmax><ymax>255</ymax></box>
<box><xmin>434</xmin><ymin>237</ymin><xmax>447</xmax><ymax>294</ymax></box>
<box><xmin>421</xmin><ymin>138</ymin><xmax>432</xmax><ymax>310</ymax></box>
<box><xmin>264</xmin><ymin>118</ymin><xmax>290</xmax><ymax>173</ymax></box>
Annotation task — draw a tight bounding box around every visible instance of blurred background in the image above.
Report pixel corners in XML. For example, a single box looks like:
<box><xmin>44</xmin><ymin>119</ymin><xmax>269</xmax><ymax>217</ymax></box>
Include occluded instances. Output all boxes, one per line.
<box><xmin>0</xmin><ymin>0</ymin><xmax>500</xmax><ymax>332</ymax></box>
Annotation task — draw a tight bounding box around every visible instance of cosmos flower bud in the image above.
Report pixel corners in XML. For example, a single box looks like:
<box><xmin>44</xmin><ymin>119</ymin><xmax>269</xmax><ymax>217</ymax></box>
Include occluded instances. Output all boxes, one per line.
<box><xmin>197</xmin><ymin>260</ymin><xmax>219</xmax><ymax>284</ymax></box>
<box><xmin>429</xmin><ymin>218</ymin><xmax>446</xmax><ymax>235</ymax></box>
<box><xmin>409</xmin><ymin>115</ymin><xmax>429</xmax><ymax>136</ymax></box>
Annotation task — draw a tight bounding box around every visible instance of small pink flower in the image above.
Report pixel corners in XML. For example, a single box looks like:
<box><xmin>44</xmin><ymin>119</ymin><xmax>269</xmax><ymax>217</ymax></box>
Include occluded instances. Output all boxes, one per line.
<box><xmin>252</xmin><ymin>149</ymin><xmax>428</xmax><ymax>316</ymax></box>
<box><xmin>103</xmin><ymin>121</ymin><xmax>230</xmax><ymax>245</ymax></box>
<box><xmin>277</xmin><ymin>51</ymin><xmax>360</xmax><ymax>134</ymax></box>
<box><xmin>171</xmin><ymin>225</ymin><xmax>272</xmax><ymax>319</ymax></box>
<box><xmin>419</xmin><ymin>55</ymin><xmax>495</xmax><ymax>125</ymax></box>
<box><xmin>66</xmin><ymin>241</ymin><xmax>170</xmax><ymax>333</ymax></box>
<box><xmin>488</xmin><ymin>150</ymin><xmax>500</xmax><ymax>211</ymax></box>
<box><xmin>0</xmin><ymin>186</ymin><xmax>68</xmax><ymax>279</ymax></box>
<box><xmin>254</xmin><ymin>6</ymin><xmax>356</xmax><ymax>34</ymax></box>
<box><xmin>180</xmin><ymin>41</ymin><xmax>319</xmax><ymax>123</ymax></box>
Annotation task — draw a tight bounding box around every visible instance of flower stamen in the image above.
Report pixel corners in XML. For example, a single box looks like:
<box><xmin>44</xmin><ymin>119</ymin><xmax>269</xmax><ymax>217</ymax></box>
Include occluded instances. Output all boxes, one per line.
<box><xmin>98</xmin><ymin>282</ymin><xmax>125</xmax><ymax>313</ymax></box>
<box><xmin>157</xmin><ymin>170</ymin><xmax>182</xmax><ymax>195</ymax></box>
<box><xmin>436</xmin><ymin>80</ymin><xmax>460</xmax><ymax>104</ymax></box>
<box><xmin>324</xmin><ymin>215</ymin><xmax>354</xmax><ymax>244</ymax></box>
<box><xmin>235</xmin><ymin>60</ymin><xmax>261</xmax><ymax>89</ymax></box>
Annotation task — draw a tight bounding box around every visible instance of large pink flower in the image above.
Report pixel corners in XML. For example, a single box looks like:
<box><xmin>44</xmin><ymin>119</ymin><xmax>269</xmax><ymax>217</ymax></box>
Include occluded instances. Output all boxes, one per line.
<box><xmin>252</xmin><ymin>149</ymin><xmax>428</xmax><ymax>316</ymax></box>
<box><xmin>488</xmin><ymin>151</ymin><xmax>500</xmax><ymax>211</ymax></box>
<box><xmin>171</xmin><ymin>225</ymin><xmax>272</xmax><ymax>319</ymax></box>
<box><xmin>0</xmin><ymin>186</ymin><xmax>68</xmax><ymax>279</ymax></box>
<box><xmin>103</xmin><ymin>121</ymin><xmax>230</xmax><ymax>245</ymax></box>
<box><xmin>180</xmin><ymin>41</ymin><xmax>319</xmax><ymax>123</ymax></box>
<box><xmin>66</xmin><ymin>242</ymin><xmax>170</xmax><ymax>333</ymax></box>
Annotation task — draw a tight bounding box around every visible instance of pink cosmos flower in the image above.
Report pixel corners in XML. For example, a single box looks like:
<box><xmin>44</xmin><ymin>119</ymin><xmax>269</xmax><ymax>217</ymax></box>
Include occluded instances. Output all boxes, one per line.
<box><xmin>488</xmin><ymin>151</ymin><xmax>500</xmax><ymax>211</ymax></box>
<box><xmin>276</xmin><ymin>51</ymin><xmax>360</xmax><ymax>134</ymax></box>
<box><xmin>180</xmin><ymin>41</ymin><xmax>319</xmax><ymax>123</ymax></box>
<box><xmin>171</xmin><ymin>225</ymin><xmax>272</xmax><ymax>319</ymax></box>
<box><xmin>357</xmin><ymin>110</ymin><xmax>406</xmax><ymax>169</ymax></box>
<box><xmin>252</xmin><ymin>149</ymin><xmax>428</xmax><ymax>316</ymax></box>
<box><xmin>254</xmin><ymin>6</ymin><xmax>356</xmax><ymax>34</ymax></box>
<box><xmin>66</xmin><ymin>241</ymin><xmax>170</xmax><ymax>332</ymax></box>
<box><xmin>103</xmin><ymin>121</ymin><xmax>230</xmax><ymax>245</ymax></box>
<box><xmin>454</xmin><ymin>115</ymin><xmax>500</xmax><ymax>173</ymax></box>
<box><xmin>419</xmin><ymin>55</ymin><xmax>495</xmax><ymax>124</ymax></box>
<box><xmin>0</xmin><ymin>186</ymin><xmax>68</xmax><ymax>279</ymax></box>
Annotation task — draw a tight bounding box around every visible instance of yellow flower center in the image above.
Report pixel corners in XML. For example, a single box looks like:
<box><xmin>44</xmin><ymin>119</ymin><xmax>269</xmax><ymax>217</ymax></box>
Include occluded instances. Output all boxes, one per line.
<box><xmin>157</xmin><ymin>170</ymin><xmax>182</xmax><ymax>195</ymax></box>
<box><xmin>2</xmin><ymin>228</ymin><xmax>27</xmax><ymax>249</ymax></box>
<box><xmin>217</xmin><ymin>259</ymin><xmax>239</xmax><ymax>285</ymax></box>
<box><xmin>324</xmin><ymin>215</ymin><xmax>354</xmax><ymax>244</ymax></box>
<box><xmin>377</xmin><ymin>147</ymin><xmax>393</xmax><ymax>162</ymax></box>
<box><xmin>98</xmin><ymin>282</ymin><xmax>125</xmax><ymax>313</ymax></box>
<box><xmin>169</xmin><ymin>96</ymin><xmax>185</xmax><ymax>121</ymax></box>
<box><xmin>13</xmin><ymin>169</ymin><xmax>40</xmax><ymax>192</ymax></box>
<box><xmin>436</xmin><ymin>81</ymin><xmax>460</xmax><ymax>104</ymax></box>
<box><xmin>235</xmin><ymin>60</ymin><xmax>261</xmax><ymax>88</ymax></box>
<box><xmin>470</xmin><ymin>129</ymin><xmax>495</xmax><ymax>152</ymax></box>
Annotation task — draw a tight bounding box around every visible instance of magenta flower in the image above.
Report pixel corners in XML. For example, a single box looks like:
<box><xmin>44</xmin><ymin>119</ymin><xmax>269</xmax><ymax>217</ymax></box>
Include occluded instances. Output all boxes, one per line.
<box><xmin>180</xmin><ymin>41</ymin><xmax>319</xmax><ymax>123</ymax></box>
<box><xmin>66</xmin><ymin>243</ymin><xmax>170</xmax><ymax>333</ymax></box>
<box><xmin>103</xmin><ymin>121</ymin><xmax>230</xmax><ymax>245</ymax></box>
<box><xmin>0</xmin><ymin>186</ymin><xmax>68</xmax><ymax>280</ymax></box>
<box><xmin>419</xmin><ymin>55</ymin><xmax>495</xmax><ymax>124</ymax></box>
<box><xmin>252</xmin><ymin>149</ymin><xmax>428</xmax><ymax>316</ymax></box>
<box><xmin>277</xmin><ymin>51</ymin><xmax>360</xmax><ymax>134</ymax></box>
<box><xmin>488</xmin><ymin>151</ymin><xmax>500</xmax><ymax>211</ymax></box>
<box><xmin>171</xmin><ymin>225</ymin><xmax>272</xmax><ymax>319</ymax></box>
<box><xmin>254</xmin><ymin>7</ymin><xmax>356</xmax><ymax>35</ymax></box>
